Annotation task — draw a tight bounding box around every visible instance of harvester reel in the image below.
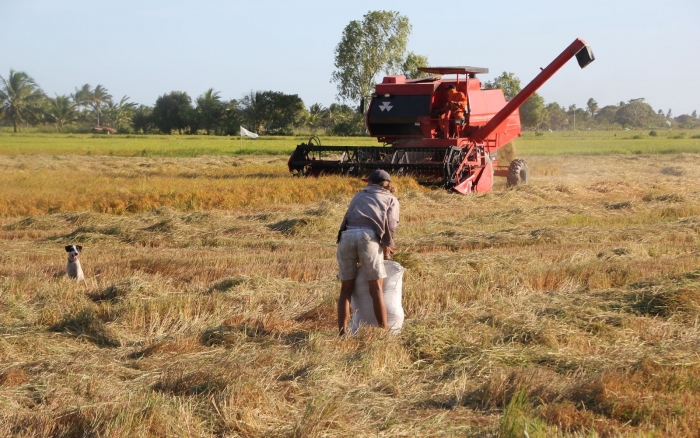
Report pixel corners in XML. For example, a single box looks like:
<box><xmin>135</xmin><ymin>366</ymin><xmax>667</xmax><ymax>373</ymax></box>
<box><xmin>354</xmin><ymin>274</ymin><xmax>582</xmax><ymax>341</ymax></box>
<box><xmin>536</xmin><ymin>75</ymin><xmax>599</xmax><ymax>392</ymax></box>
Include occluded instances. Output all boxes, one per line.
<box><xmin>289</xmin><ymin>136</ymin><xmax>322</xmax><ymax>177</ymax></box>
<box><xmin>343</xmin><ymin>149</ymin><xmax>372</xmax><ymax>177</ymax></box>
<box><xmin>306</xmin><ymin>135</ymin><xmax>322</xmax><ymax>147</ymax></box>
<box><xmin>507</xmin><ymin>158</ymin><xmax>529</xmax><ymax>187</ymax></box>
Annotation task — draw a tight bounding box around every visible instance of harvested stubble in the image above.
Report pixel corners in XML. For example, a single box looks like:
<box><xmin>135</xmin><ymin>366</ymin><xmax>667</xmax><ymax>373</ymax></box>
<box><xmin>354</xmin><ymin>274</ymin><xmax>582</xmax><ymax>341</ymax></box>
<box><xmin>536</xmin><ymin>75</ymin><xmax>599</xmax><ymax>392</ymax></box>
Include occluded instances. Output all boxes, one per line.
<box><xmin>1</xmin><ymin>153</ymin><xmax>700</xmax><ymax>436</ymax></box>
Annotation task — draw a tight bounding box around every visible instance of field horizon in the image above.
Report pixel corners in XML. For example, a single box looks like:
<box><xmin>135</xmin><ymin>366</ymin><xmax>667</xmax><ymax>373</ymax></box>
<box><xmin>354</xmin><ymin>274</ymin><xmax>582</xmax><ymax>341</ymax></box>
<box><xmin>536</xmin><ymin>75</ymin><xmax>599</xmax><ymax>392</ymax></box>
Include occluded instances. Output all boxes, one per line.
<box><xmin>1</xmin><ymin>129</ymin><xmax>699</xmax><ymax>158</ymax></box>
<box><xmin>1</xmin><ymin>133</ymin><xmax>699</xmax><ymax>436</ymax></box>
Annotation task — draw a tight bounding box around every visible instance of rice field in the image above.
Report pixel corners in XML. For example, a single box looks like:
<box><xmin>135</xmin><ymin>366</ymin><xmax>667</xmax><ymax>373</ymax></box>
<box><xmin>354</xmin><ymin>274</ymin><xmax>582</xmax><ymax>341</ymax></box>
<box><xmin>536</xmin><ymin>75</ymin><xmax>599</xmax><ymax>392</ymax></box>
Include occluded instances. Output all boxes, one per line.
<box><xmin>0</xmin><ymin>129</ymin><xmax>699</xmax><ymax>157</ymax></box>
<box><xmin>1</xmin><ymin>132</ymin><xmax>699</xmax><ymax>436</ymax></box>
<box><xmin>0</xmin><ymin>133</ymin><xmax>379</xmax><ymax>157</ymax></box>
<box><xmin>517</xmin><ymin>130</ymin><xmax>700</xmax><ymax>155</ymax></box>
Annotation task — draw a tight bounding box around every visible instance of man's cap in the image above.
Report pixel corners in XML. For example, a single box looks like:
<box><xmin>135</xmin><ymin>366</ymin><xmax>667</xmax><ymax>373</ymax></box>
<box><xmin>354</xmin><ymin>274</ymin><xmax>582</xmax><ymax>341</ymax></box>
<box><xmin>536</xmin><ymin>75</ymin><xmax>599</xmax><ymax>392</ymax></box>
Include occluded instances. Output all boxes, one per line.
<box><xmin>362</xmin><ymin>169</ymin><xmax>391</xmax><ymax>184</ymax></box>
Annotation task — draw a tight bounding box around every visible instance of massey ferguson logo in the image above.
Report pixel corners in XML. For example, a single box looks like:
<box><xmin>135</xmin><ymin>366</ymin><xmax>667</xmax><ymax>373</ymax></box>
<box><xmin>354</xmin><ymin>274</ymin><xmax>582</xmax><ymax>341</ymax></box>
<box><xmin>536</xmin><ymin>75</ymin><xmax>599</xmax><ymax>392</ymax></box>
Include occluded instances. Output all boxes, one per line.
<box><xmin>378</xmin><ymin>101</ymin><xmax>393</xmax><ymax>112</ymax></box>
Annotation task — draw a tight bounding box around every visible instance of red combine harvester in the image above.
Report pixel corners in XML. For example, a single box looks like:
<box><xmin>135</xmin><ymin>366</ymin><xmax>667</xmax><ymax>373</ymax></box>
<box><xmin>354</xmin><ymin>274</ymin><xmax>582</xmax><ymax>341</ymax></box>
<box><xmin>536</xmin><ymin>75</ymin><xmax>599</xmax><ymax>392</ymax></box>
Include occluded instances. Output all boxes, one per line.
<box><xmin>289</xmin><ymin>38</ymin><xmax>595</xmax><ymax>193</ymax></box>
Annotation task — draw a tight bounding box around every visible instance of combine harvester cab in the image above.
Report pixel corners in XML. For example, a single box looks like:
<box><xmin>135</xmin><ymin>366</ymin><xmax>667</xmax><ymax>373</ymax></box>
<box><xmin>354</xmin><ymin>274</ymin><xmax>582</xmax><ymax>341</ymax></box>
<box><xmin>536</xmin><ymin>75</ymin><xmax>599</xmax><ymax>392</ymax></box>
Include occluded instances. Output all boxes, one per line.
<box><xmin>288</xmin><ymin>38</ymin><xmax>595</xmax><ymax>193</ymax></box>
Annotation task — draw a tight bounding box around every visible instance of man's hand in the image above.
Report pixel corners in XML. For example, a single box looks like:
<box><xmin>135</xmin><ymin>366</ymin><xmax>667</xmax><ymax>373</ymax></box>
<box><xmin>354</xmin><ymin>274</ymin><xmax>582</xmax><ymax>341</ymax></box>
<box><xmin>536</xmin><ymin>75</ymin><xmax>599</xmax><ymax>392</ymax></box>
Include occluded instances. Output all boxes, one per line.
<box><xmin>383</xmin><ymin>246</ymin><xmax>394</xmax><ymax>260</ymax></box>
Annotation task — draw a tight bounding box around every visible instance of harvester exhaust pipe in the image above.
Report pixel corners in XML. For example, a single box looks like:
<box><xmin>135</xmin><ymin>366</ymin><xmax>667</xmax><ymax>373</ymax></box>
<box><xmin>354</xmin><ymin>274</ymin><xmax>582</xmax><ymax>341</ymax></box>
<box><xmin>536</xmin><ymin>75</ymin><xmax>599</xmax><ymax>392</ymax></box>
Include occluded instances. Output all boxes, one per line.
<box><xmin>473</xmin><ymin>38</ymin><xmax>595</xmax><ymax>142</ymax></box>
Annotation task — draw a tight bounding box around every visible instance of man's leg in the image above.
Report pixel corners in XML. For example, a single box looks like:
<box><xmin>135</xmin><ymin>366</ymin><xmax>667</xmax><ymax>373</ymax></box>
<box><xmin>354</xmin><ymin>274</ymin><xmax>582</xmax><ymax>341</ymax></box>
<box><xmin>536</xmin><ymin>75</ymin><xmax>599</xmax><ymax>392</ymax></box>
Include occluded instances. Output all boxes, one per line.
<box><xmin>338</xmin><ymin>279</ymin><xmax>355</xmax><ymax>336</ymax></box>
<box><xmin>337</xmin><ymin>231</ymin><xmax>359</xmax><ymax>337</ymax></box>
<box><xmin>454</xmin><ymin>116</ymin><xmax>465</xmax><ymax>137</ymax></box>
<box><xmin>440</xmin><ymin>113</ymin><xmax>449</xmax><ymax>139</ymax></box>
<box><xmin>368</xmin><ymin>278</ymin><xmax>388</xmax><ymax>328</ymax></box>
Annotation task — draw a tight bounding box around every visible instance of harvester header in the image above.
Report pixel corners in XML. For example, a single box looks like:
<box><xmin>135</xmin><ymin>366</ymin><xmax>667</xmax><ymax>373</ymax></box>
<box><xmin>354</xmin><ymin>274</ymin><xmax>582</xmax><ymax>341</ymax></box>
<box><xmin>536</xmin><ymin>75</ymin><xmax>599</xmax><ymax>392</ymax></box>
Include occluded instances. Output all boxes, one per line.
<box><xmin>289</xmin><ymin>38</ymin><xmax>595</xmax><ymax>193</ymax></box>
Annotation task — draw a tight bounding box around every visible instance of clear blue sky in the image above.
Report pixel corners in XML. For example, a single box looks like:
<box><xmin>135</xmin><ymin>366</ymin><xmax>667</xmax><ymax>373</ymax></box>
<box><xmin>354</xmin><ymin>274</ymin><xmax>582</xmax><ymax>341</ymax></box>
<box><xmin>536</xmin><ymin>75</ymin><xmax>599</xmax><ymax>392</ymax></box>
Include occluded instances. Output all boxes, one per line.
<box><xmin>2</xmin><ymin>0</ymin><xmax>698</xmax><ymax>116</ymax></box>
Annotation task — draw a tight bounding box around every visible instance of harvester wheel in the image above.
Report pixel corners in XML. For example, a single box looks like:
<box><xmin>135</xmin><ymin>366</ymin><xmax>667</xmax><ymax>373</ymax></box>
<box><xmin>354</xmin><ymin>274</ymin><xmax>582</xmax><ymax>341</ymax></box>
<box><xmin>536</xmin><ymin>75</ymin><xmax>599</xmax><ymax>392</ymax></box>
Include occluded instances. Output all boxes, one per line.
<box><xmin>507</xmin><ymin>158</ymin><xmax>529</xmax><ymax>187</ymax></box>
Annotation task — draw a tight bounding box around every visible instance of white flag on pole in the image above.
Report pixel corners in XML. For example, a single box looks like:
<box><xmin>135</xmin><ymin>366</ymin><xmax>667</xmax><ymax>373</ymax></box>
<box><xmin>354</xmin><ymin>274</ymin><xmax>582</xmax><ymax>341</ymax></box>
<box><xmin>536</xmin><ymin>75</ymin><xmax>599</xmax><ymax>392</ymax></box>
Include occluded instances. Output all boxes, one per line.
<box><xmin>240</xmin><ymin>126</ymin><xmax>259</xmax><ymax>139</ymax></box>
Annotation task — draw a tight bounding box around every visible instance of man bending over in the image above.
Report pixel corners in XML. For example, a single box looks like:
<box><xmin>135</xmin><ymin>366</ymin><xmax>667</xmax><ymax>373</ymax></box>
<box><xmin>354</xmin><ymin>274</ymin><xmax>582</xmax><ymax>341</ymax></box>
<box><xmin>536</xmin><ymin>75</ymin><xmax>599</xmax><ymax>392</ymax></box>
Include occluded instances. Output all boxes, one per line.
<box><xmin>336</xmin><ymin>169</ymin><xmax>400</xmax><ymax>336</ymax></box>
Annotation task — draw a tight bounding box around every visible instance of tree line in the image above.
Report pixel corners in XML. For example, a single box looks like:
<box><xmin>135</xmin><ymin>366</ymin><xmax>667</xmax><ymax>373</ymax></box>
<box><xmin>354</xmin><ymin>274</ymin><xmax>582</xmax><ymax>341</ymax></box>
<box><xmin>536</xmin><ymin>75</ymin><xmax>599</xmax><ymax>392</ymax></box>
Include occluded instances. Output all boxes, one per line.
<box><xmin>0</xmin><ymin>70</ymin><xmax>365</xmax><ymax>136</ymax></box>
<box><xmin>2</xmin><ymin>67</ymin><xmax>698</xmax><ymax>137</ymax></box>
<box><xmin>2</xmin><ymin>9</ymin><xmax>698</xmax><ymax>135</ymax></box>
<box><xmin>483</xmin><ymin>72</ymin><xmax>700</xmax><ymax>131</ymax></box>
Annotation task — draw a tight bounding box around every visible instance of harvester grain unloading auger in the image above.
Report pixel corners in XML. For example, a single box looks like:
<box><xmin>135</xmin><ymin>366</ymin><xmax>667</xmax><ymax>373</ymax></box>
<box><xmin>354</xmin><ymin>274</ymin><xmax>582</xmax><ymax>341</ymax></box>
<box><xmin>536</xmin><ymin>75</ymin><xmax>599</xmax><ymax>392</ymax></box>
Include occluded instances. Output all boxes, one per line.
<box><xmin>288</xmin><ymin>38</ymin><xmax>595</xmax><ymax>193</ymax></box>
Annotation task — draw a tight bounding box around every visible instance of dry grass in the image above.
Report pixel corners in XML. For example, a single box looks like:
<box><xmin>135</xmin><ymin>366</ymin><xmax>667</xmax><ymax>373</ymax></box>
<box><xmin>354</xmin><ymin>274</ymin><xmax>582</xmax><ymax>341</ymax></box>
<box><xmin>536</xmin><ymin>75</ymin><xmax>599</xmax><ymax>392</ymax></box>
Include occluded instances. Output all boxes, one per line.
<box><xmin>0</xmin><ymin>155</ymin><xmax>413</xmax><ymax>216</ymax></box>
<box><xmin>1</xmin><ymin>152</ymin><xmax>700</xmax><ymax>436</ymax></box>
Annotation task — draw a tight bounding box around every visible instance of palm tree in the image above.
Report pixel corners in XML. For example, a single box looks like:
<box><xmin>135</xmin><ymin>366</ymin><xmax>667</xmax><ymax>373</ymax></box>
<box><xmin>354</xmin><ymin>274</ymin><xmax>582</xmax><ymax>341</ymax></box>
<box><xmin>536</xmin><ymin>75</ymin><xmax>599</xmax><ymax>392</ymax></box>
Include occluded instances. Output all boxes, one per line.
<box><xmin>587</xmin><ymin>98</ymin><xmax>598</xmax><ymax>118</ymax></box>
<box><xmin>240</xmin><ymin>90</ymin><xmax>262</xmax><ymax>133</ymax></box>
<box><xmin>70</xmin><ymin>84</ymin><xmax>93</xmax><ymax>125</ymax></box>
<box><xmin>71</xmin><ymin>84</ymin><xmax>92</xmax><ymax>111</ymax></box>
<box><xmin>90</xmin><ymin>84</ymin><xmax>112</xmax><ymax>126</ymax></box>
<box><xmin>307</xmin><ymin>103</ymin><xmax>326</xmax><ymax>133</ymax></box>
<box><xmin>103</xmin><ymin>95</ymin><xmax>136</xmax><ymax>131</ymax></box>
<box><xmin>196</xmin><ymin>88</ymin><xmax>224</xmax><ymax>135</ymax></box>
<box><xmin>322</xmin><ymin>103</ymin><xmax>350</xmax><ymax>132</ymax></box>
<box><xmin>46</xmin><ymin>95</ymin><xmax>77</xmax><ymax>131</ymax></box>
<box><xmin>0</xmin><ymin>70</ymin><xmax>46</xmax><ymax>132</ymax></box>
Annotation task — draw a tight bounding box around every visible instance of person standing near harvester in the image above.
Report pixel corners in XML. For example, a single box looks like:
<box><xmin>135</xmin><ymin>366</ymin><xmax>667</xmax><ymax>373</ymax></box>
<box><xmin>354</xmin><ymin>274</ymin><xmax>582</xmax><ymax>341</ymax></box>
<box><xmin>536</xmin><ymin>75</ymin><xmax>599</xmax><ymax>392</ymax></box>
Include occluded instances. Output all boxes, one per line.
<box><xmin>336</xmin><ymin>169</ymin><xmax>399</xmax><ymax>336</ymax></box>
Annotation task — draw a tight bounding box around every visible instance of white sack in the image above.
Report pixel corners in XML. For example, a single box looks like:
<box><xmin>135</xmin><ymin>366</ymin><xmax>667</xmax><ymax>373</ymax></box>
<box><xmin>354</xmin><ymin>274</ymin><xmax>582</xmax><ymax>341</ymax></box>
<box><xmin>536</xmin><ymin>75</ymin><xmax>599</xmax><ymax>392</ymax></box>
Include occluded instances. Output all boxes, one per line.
<box><xmin>350</xmin><ymin>260</ymin><xmax>405</xmax><ymax>334</ymax></box>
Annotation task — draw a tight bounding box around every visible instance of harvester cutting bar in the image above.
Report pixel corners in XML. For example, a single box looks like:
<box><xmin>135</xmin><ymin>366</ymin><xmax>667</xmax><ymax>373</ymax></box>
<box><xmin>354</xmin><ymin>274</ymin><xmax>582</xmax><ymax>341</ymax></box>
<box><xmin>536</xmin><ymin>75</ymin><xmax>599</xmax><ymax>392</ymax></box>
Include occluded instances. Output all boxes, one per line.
<box><xmin>288</xmin><ymin>144</ymin><xmax>448</xmax><ymax>178</ymax></box>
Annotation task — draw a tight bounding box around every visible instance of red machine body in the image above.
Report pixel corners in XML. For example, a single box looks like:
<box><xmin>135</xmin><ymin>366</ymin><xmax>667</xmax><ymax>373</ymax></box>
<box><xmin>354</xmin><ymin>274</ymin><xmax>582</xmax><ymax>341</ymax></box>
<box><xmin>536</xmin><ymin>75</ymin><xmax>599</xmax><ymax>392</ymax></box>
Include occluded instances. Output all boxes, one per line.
<box><xmin>289</xmin><ymin>38</ymin><xmax>595</xmax><ymax>193</ymax></box>
<box><xmin>369</xmin><ymin>70</ymin><xmax>519</xmax><ymax>149</ymax></box>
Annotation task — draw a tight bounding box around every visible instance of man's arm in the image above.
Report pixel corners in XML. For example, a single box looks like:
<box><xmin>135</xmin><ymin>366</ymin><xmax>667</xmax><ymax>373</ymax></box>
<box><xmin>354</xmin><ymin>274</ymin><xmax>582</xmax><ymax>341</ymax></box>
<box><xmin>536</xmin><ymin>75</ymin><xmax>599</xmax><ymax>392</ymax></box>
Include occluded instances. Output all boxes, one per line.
<box><xmin>387</xmin><ymin>198</ymin><xmax>399</xmax><ymax>240</ymax></box>
<box><xmin>383</xmin><ymin>198</ymin><xmax>399</xmax><ymax>259</ymax></box>
<box><xmin>337</xmin><ymin>214</ymin><xmax>348</xmax><ymax>244</ymax></box>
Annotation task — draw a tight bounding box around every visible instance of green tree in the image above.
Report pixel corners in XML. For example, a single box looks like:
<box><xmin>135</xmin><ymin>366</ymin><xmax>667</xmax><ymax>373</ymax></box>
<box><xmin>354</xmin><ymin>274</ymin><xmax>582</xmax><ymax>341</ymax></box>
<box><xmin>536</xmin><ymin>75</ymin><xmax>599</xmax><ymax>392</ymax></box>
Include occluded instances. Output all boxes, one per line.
<box><xmin>595</xmin><ymin>105</ymin><xmax>619</xmax><ymax>127</ymax></box>
<box><xmin>240</xmin><ymin>91</ymin><xmax>261</xmax><ymax>133</ymax></box>
<box><xmin>615</xmin><ymin>98</ymin><xmax>658</xmax><ymax>128</ymax></box>
<box><xmin>319</xmin><ymin>104</ymin><xmax>340</xmax><ymax>133</ymax></box>
<box><xmin>586</xmin><ymin>98</ymin><xmax>598</xmax><ymax>117</ymax></box>
<box><xmin>331</xmin><ymin>112</ymin><xmax>365</xmax><ymax>136</ymax></box>
<box><xmin>567</xmin><ymin>104</ymin><xmax>579</xmax><ymax>130</ymax></box>
<box><xmin>519</xmin><ymin>93</ymin><xmax>546</xmax><ymax>129</ymax></box>
<box><xmin>483</xmin><ymin>72</ymin><xmax>521</xmax><ymax>101</ymax></box>
<box><xmin>196</xmin><ymin>88</ymin><xmax>225</xmax><ymax>135</ymax></box>
<box><xmin>316</xmin><ymin>103</ymin><xmax>365</xmax><ymax>136</ymax></box>
<box><xmin>264</xmin><ymin>92</ymin><xmax>306</xmax><ymax>134</ymax></box>
<box><xmin>0</xmin><ymin>70</ymin><xmax>46</xmax><ymax>132</ymax></box>
<box><xmin>674</xmin><ymin>114</ymin><xmax>700</xmax><ymax>129</ymax></box>
<box><xmin>569</xmin><ymin>104</ymin><xmax>590</xmax><ymax>129</ymax></box>
<box><xmin>331</xmin><ymin>10</ymin><xmax>411</xmax><ymax>104</ymax></box>
<box><xmin>70</xmin><ymin>84</ymin><xmax>94</xmax><ymax>125</ymax></box>
<box><xmin>103</xmin><ymin>96</ymin><xmax>136</xmax><ymax>132</ymax></box>
<box><xmin>306</xmin><ymin>103</ymin><xmax>326</xmax><ymax>133</ymax></box>
<box><xmin>152</xmin><ymin>91</ymin><xmax>194</xmax><ymax>134</ymax></box>
<box><xmin>241</xmin><ymin>90</ymin><xmax>306</xmax><ymax>135</ymax></box>
<box><xmin>89</xmin><ymin>85</ymin><xmax>112</xmax><ymax>126</ymax></box>
<box><xmin>401</xmin><ymin>52</ymin><xmax>430</xmax><ymax>79</ymax></box>
<box><xmin>221</xmin><ymin>99</ymin><xmax>242</xmax><ymax>136</ymax></box>
<box><xmin>71</xmin><ymin>84</ymin><xmax>92</xmax><ymax>112</ymax></box>
<box><xmin>545</xmin><ymin>102</ymin><xmax>568</xmax><ymax>130</ymax></box>
<box><xmin>318</xmin><ymin>103</ymin><xmax>352</xmax><ymax>133</ymax></box>
<box><xmin>45</xmin><ymin>95</ymin><xmax>77</xmax><ymax>131</ymax></box>
<box><xmin>131</xmin><ymin>105</ymin><xmax>154</xmax><ymax>134</ymax></box>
